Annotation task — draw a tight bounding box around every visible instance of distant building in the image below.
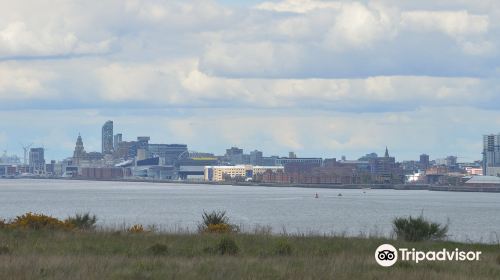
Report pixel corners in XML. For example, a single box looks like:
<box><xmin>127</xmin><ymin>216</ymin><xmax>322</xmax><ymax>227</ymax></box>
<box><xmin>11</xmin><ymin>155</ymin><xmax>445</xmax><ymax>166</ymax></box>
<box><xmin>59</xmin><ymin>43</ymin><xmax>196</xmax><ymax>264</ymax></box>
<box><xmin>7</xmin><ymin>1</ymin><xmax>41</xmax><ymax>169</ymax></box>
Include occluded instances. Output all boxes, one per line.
<box><xmin>249</xmin><ymin>150</ymin><xmax>263</xmax><ymax>165</ymax></box>
<box><xmin>113</xmin><ymin>133</ymin><xmax>122</xmax><ymax>150</ymax></box>
<box><xmin>137</xmin><ymin>136</ymin><xmax>150</xmax><ymax>150</ymax></box>
<box><xmin>225</xmin><ymin>147</ymin><xmax>245</xmax><ymax>165</ymax></box>
<box><xmin>204</xmin><ymin>165</ymin><xmax>284</xmax><ymax>182</ymax></box>
<box><xmin>114</xmin><ymin>141</ymin><xmax>137</xmax><ymax>160</ymax></box>
<box><xmin>102</xmin><ymin>120</ymin><xmax>114</xmax><ymax>154</ymax></box>
<box><xmin>148</xmin><ymin>144</ymin><xmax>188</xmax><ymax>164</ymax></box>
<box><xmin>29</xmin><ymin>147</ymin><xmax>45</xmax><ymax>174</ymax></box>
<box><xmin>275</xmin><ymin>157</ymin><xmax>323</xmax><ymax>166</ymax></box>
<box><xmin>72</xmin><ymin>134</ymin><xmax>103</xmax><ymax>167</ymax></box>
<box><xmin>483</xmin><ymin>134</ymin><xmax>500</xmax><ymax>176</ymax></box>
<box><xmin>419</xmin><ymin>154</ymin><xmax>430</xmax><ymax>170</ymax></box>
<box><xmin>367</xmin><ymin>147</ymin><xmax>401</xmax><ymax>183</ymax></box>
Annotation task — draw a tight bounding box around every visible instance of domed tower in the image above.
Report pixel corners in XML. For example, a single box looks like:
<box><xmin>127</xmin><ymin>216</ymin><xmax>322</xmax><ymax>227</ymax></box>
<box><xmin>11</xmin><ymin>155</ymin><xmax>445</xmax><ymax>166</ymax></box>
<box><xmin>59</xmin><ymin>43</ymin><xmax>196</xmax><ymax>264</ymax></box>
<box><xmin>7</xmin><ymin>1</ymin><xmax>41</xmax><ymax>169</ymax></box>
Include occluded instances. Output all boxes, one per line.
<box><xmin>73</xmin><ymin>134</ymin><xmax>87</xmax><ymax>165</ymax></box>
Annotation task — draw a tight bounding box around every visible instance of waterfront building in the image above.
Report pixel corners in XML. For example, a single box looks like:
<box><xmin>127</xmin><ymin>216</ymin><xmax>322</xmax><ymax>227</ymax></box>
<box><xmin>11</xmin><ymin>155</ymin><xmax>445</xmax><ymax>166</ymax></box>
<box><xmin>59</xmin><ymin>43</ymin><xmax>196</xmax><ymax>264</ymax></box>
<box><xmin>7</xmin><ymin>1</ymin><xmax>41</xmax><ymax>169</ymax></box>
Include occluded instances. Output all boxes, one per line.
<box><xmin>102</xmin><ymin>120</ymin><xmax>114</xmax><ymax>154</ymax></box>
<box><xmin>29</xmin><ymin>147</ymin><xmax>45</xmax><ymax>174</ymax></box>
<box><xmin>204</xmin><ymin>165</ymin><xmax>284</xmax><ymax>182</ymax></box>
<box><xmin>482</xmin><ymin>134</ymin><xmax>500</xmax><ymax>176</ymax></box>
<box><xmin>72</xmin><ymin>135</ymin><xmax>104</xmax><ymax>167</ymax></box>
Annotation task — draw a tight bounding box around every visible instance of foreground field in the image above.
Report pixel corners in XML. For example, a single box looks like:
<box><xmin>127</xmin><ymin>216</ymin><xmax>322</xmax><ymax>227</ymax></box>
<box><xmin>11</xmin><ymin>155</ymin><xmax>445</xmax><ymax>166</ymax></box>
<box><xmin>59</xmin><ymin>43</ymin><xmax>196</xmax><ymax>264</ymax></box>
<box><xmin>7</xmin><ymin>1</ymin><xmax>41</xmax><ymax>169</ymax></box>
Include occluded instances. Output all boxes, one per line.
<box><xmin>0</xmin><ymin>230</ymin><xmax>499</xmax><ymax>280</ymax></box>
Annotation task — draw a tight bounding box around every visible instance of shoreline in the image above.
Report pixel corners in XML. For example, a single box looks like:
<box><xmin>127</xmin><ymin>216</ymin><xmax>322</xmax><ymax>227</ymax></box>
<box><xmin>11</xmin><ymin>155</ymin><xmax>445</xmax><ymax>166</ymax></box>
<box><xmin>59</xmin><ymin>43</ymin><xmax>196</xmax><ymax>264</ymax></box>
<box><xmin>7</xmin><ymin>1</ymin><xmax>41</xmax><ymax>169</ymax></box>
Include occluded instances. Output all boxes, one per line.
<box><xmin>5</xmin><ymin>177</ymin><xmax>500</xmax><ymax>193</ymax></box>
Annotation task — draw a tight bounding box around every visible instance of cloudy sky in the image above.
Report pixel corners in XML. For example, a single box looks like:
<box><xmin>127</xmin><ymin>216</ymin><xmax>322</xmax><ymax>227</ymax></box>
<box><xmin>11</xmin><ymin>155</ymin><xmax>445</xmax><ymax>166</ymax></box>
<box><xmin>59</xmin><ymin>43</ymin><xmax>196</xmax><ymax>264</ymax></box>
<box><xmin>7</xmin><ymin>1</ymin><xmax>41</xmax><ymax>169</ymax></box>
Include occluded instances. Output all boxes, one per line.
<box><xmin>1</xmin><ymin>0</ymin><xmax>499</xmax><ymax>162</ymax></box>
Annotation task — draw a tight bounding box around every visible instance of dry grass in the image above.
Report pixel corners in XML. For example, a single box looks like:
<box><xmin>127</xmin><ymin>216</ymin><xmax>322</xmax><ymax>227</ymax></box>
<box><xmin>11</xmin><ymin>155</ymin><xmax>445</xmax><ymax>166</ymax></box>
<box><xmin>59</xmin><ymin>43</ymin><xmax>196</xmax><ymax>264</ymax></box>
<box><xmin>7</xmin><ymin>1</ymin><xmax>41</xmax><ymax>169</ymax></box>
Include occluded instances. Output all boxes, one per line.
<box><xmin>0</xmin><ymin>229</ymin><xmax>498</xmax><ymax>279</ymax></box>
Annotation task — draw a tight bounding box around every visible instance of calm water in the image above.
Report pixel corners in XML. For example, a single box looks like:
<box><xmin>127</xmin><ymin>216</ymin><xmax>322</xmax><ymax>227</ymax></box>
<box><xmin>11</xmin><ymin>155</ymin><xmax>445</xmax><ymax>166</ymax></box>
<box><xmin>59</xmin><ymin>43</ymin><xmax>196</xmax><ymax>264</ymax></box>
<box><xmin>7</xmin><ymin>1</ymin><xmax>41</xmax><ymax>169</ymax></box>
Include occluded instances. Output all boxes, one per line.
<box><xmin>0</xmin><ymin>179</ymin><xmax>499</xmax><ymax>243</ymax></box>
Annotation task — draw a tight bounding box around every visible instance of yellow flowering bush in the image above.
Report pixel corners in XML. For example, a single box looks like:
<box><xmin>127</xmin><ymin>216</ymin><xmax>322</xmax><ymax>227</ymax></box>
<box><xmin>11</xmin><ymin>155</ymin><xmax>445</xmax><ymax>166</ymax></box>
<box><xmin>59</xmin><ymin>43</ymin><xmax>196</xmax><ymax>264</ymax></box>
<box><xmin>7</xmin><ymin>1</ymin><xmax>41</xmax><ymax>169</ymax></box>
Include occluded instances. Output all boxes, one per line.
<box><xmin>198</xmin><ymin>210</ymin><xmax>239</xmax><ymax>234</ymax></box>
<box><xmin>128</xmin><ymin>224</ymin><xmax>145</xmax><ymax>233</ymax></box>
<box><xmin>9</xmin><ymin>212</ymin><xmax>73</xmax><ymax>231</ymax></box>
<box><xmin>204</xmin><ymin>223</ymin><xmax>232</xmax><ymax>234</ymax></box>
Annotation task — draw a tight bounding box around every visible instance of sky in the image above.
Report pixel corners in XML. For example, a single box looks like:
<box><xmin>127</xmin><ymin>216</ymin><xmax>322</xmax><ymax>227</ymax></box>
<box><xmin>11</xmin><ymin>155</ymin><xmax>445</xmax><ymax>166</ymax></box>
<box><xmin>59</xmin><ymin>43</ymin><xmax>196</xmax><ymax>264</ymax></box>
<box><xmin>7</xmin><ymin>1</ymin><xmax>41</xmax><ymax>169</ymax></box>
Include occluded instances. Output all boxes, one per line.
<box><xmin>1</xmin><ymin>0</ymin><xmax>499</xmax><ymax>162</ymax></box>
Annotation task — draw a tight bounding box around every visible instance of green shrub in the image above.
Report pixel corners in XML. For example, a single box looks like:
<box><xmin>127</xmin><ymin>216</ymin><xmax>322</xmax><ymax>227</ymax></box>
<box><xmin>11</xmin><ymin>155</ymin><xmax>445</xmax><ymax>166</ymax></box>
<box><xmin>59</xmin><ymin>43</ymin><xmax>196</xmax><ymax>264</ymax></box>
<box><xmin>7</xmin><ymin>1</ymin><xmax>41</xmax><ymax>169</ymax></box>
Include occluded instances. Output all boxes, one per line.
<box><xmin>216</xmin><ymin>236</ymin><xmax>239</xmax><ymax>255</ymax></box>
<box><xmin>149</xmin><ymin>243</ymin><xmax>169</xmax><ymax>256</ymax></box>
<box><xmin>393</xmin><ymin>215</ymin><xmax>448</xmax><ymax>242</ymax></box>
<box><xmin>273</xmin><ymin>239</ymin><xmax>293</xmax><ymax>256</ymax></box>
<box><xmin>202</xmin><ymin>210</ymin><xmax>229</xmax><ymax>227</ymax></box>
<box><xmin>0</xmin><ymin>245</ymin><xmax>10</xmax><ymax>255</ymax></box>
<box><xmin>65</xmin><ymin>213</ymin><xmax>97</xmax><ymax>230</ymax></box>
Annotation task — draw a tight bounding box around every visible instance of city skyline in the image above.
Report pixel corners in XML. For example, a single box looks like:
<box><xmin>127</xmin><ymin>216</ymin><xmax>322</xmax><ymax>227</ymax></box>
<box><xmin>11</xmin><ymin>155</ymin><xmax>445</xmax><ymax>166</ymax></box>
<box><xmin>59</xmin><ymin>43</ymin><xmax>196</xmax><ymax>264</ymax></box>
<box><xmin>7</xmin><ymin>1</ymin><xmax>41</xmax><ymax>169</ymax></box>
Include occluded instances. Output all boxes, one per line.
<box><xmin>0</xmin><ymin>119</ymin><xmax>484</xmax><ymax>164</ymax></box>
<box><xmin>1</xmin><ymin>0</ymin><xmax>499</xmax><ymax>161</ymax></box>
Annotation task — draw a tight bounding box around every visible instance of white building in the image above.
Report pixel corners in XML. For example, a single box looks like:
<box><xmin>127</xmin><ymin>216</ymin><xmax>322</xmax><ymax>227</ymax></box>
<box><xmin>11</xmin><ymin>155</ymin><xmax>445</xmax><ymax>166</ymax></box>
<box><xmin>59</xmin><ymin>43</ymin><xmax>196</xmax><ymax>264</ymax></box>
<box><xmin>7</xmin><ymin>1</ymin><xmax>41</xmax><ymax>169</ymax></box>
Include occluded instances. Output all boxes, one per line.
<box><xmin>204</xmin><ymin>165</ymin><xmax>284</xmax><ymax>182</ymax></box>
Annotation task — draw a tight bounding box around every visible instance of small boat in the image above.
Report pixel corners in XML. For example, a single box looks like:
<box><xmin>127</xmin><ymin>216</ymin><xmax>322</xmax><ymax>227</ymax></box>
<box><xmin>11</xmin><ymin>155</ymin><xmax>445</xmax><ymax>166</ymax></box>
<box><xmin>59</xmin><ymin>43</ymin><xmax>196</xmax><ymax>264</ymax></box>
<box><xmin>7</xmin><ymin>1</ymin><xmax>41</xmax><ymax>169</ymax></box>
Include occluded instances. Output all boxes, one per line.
<box><xmin>338</xmin><ymin>193</ymin><xmax>342</xmax><ymax>197</ymax></box>
<box><xmin>315</xmin><ymin>193</ymin><xmax>319</xmax><ymax>199</ymax></box>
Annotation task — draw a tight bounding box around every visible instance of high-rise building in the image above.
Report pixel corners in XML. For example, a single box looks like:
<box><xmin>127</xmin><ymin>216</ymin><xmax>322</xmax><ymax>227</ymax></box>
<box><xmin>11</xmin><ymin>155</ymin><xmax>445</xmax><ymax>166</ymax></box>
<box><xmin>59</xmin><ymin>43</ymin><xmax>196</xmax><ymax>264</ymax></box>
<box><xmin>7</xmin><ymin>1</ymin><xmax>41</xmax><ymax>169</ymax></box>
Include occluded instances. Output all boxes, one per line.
<box><xmin>419</xmin><ymin>154</ymin><xmax>430</xmax><ymax>170</ymax></box>
<box><xmin>483</xmin><ymin>134</ymin><xmax>500</xmax><ymax>175</ymax></box>
<box><xmin>29</xmin><ymin>147</ymin><xmax>45</xmax><ymax>174</ymax></box>
<box><xmin>102</xmin><ymin>121</ymin><xmax>114</xmax><ymax>154</ymax></box>
<box><xmin>113</xmin><ymin>133</ymin><xmax>122</xmax><ymax>150</ymax></box>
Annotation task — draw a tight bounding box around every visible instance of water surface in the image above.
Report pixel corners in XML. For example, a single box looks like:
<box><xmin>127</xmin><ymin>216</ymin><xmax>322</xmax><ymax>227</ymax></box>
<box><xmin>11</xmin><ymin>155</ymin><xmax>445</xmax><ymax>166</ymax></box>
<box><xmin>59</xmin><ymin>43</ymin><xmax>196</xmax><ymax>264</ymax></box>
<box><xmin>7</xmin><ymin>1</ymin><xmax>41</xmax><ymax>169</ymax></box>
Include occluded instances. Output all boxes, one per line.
<box><xmin>0</xmin><ymin>179</ymin><xmax>499</xmax><ymax>243</ymax></box>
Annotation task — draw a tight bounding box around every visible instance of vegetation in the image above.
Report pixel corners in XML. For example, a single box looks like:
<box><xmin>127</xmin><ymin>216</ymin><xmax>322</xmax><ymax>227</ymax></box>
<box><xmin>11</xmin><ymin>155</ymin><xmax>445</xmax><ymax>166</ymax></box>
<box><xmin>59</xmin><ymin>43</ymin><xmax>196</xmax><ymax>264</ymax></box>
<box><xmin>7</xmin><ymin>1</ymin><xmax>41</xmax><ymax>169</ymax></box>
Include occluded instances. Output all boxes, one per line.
<box><xmin>393</xmin><ymin>215</ymin><xmax>448</xmax><ymax>242</ymax></box>
<box><xmin>273</xmin><ymin>238</ymin><xmax>293</xmax><ymax>256</ymax></box>
<box><xmin>128</xmin><ymin>224</ymin><xmax>145</xmax><ymax>233</ymax></box>
<box><xmin>198</xmin><ymin>210</ymin><xmax>239</xmax><ymax>234</ymax></box>
<box><xmin>0</xmin><ymin>229</ymin><xmax>498</xmax><ymax>279</ymax></box>
<box><xmin>0</xmin><ymin>211</ymin><xmax>497</xmax><ymax>279</ymax></box>
<box><xmin>215</xmin><ymin>236</ymin><xmax>239</xmax><ymax>255</ymax></box>
<box><xmin>8</xmin><ymin>212</ymin><xmax>72</xmax><ymax>231</ymax></box>
<box><xmin>149</xmin><ymin>243</ymin><xmax>169</xmax><ymax>256</ymax></box>
<box><xmin>64</xmin><ymin>213</ymin><xmax>97</xmax><ymax>230</ymax></box>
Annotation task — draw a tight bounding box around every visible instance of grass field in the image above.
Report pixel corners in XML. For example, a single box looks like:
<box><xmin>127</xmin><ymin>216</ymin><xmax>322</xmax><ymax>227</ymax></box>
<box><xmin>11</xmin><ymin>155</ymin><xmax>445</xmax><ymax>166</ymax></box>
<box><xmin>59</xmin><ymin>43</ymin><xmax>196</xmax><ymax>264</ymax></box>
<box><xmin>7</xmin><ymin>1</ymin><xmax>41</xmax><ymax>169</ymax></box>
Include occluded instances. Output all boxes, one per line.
<box><xmin>0</xmin><ymin>229</ymin><xmax>499</xmax><ymax>279</ymax></box>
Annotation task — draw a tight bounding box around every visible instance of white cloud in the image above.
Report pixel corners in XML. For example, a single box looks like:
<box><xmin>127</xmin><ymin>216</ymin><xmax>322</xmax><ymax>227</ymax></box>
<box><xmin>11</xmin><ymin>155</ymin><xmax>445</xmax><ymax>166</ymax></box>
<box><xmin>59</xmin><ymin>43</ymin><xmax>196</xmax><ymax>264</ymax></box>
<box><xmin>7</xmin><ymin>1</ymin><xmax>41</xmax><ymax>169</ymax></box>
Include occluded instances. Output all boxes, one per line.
<box><xmin>401</xmin><ymin>10</ymin><xmax>489</xmax><ymax>38</ymax></box>
<box><xmin>0</xmin><ymin>62</ymin><xmax>56</xmax><ymax>99</ymax></box>
<box><xmin>0</xmin><ymin>0</ymin><xmax>499</xmax><ymax>161</ymax></box>
<box><xmin>325</xmin><ymin>2</ymin><xmax>397</xmax><ymax>50</ymax></box>
<box><xmin>256</xmin><ymin>0</ymin><xmax>341</xmax><ymax>14</ymax></box>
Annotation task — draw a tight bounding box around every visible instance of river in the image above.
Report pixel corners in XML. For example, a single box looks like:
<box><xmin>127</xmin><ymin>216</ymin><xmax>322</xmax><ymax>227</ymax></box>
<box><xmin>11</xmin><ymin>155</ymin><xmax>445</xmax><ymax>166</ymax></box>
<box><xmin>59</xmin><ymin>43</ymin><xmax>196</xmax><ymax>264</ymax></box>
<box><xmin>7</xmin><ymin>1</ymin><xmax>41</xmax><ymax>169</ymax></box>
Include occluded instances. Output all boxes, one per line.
<box><xmin>0</xmin><ymin>179</ymin><xmax>499</xmax><ymax>243</ymax></box>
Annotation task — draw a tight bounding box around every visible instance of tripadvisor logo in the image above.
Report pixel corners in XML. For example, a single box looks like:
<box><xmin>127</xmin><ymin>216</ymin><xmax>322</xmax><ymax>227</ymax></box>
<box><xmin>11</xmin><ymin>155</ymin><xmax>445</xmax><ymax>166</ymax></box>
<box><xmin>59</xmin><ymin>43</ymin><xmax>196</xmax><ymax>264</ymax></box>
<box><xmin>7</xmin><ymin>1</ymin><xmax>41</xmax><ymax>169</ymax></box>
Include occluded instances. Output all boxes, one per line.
<box><xmin>375</xmin><ymin>244</ymin><xmax>482</xmax><ymax>267</ymax></box>
<box><xmin>375</xmin><ymin>244</ymin><xmax>398</xmax><ymax>267</ymax></box>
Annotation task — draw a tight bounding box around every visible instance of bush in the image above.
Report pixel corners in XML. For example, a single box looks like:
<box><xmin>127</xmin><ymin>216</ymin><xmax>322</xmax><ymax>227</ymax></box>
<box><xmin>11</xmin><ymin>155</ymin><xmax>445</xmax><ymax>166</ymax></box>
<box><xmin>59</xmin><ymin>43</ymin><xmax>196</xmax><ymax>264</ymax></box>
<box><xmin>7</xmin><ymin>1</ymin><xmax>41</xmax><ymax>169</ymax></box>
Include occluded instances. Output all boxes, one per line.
<box><xmin>393</xmin><ymin>215</ymin><xmax>448</xmax><ymax>242</ymax></box>
<box><xmin>273</xmin><ymin>239</ymin><xmax>293</xmax><ymax>256</ymax></box>
<box><xmin>0</xmin><ymin>245</ymin><xmax>10</xmax><ymax>255</ymax></box>
<box><xmin>9</xmin><ymin>212</ymin><xmax>72</xmax><ymax>231</ymax></box>
<box><xmin>0</xmin><ymin>219</ymin><xmax>6</xmax><ymax>229</ymax></box>
<box><xmin>198</xmin><ymin>210</ymin><xmax>238</xmax><ymax>234</ymax></box>
<box><xmin>128</xmin><ymin>224</ymin><xmax>145</xmax><ymax>233</ymax></box>
<box><xmin>202</xmin><ymin>210</ymin><xmax>229</xmax><ymax>227</ymax></box>
<box><xmin>216</xmin><ymin>236</ymin><xmax>239</xmax><ymax>255</ymax></box>
<box><xmin>149</xmin><ymin>243</ymin><xmax>169</xmax><ymax>256</ymax></box>
<box><xmin>65</xmin><ymin>213</ymin><xmax>97</xmax><ymax>230</ymax></box>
